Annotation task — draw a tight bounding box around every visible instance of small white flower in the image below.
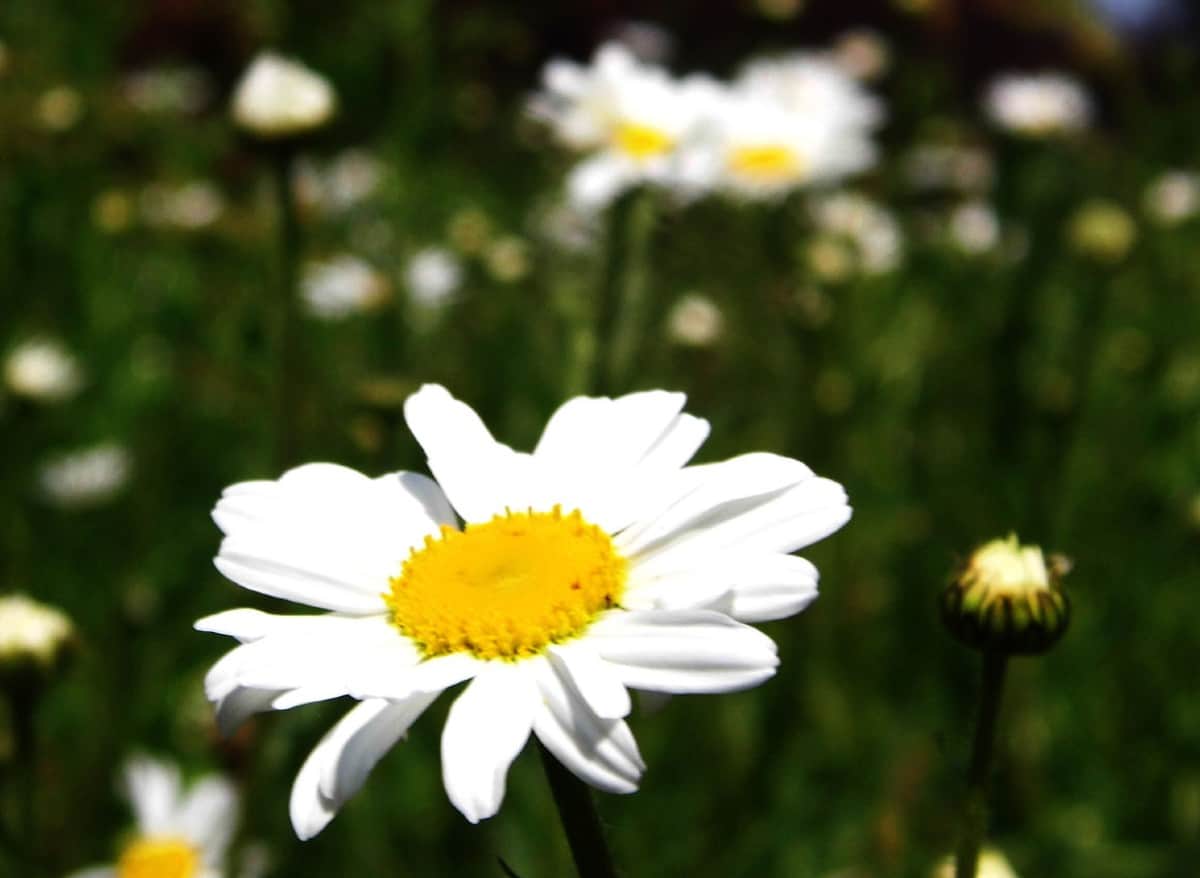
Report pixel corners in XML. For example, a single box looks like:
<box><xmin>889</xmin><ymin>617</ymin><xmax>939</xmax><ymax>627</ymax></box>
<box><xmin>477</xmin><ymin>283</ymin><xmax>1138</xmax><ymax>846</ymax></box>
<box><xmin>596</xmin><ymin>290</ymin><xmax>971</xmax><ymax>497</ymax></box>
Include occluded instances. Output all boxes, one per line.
<box><xmin>404</xmin><ymin>248</ymin><xmax>463</xmax><ymax>308</ymax></box>
<box><xmin>1143</xmin><ymin>170</ymin><xmax>1200</xmax><ymax>225</ymax></box>
<box><xmin>903</xmin><ymin>143</ymin><xmax>994</xmax><ymax>193</ymax></box>
<box><xmin>122</xmin><ymin>67</ymin><xmax>212</xmax><ymax>114</ymax></box>
<box><xmin>666</xmin><ymin>294</ymin><xmax>723</xmax><ymax>347</ymax></box>
<box><xmin>830</xmin><ymin>29</ymin><xmax>890</xmax><ymax>82</ymax></box>
<box><xmin>4</xmin><ymin>337</ymin><xmax>83</xmax><ymax>402</ymax></box>
<box><xmin>231</xmin><ymin>52</ymin><xmax>335</xmax><ymax>140</ymax></box>
<box><xmin>140</xmin><ymin>181</ymin><xmax>225</xmax><ymax>231</ymax></box>
<box><xmin>295</xmin><ymin>149</ymin><xmax>385</xmax><ymax>215</ymax></box>
<box><xmin>933</xmin><ymin>848</ymin><xmax>1020</xmax><ymax>878</ymax></box>
<box><xmin>983</xmin><ymin>72</ymin><xmax>1092</xmax><ymax>137</ymax></box>
<box><xmin>0</xmin><ymin>594</ymin><xmax>74</xmax><ymax>671</ymax></box>
<box><xmin>38</xmin><ymin>443</ymin><xmax>131</xmax><ymax>508</ymax></box>
<box><xmin>531</xmin><ymin>43</ymin><xmax>713</xmax><ymax>209</ymax></box>
<box><xmin>68</xmin><ymin>756</ymin><xmax>238</xmax><ymax>878</ymax></box>
<box><xmin>809</xmin><ymin>191</ymin><xmax>903</xmax><ymax>274</ymax></box>
<box><xmin>948</xmin><ymin>201</ymin><xmax>1001</xmax><ymax>254</ymax></box>
<box><xmin>301</xmin><ymin>255</ymin><xmax>389</xmax><ymax>319</ymax></box>
<box><xmin>682</xmin><ymin>55</ymin><xmax>881</xmax><ymax>200</ymax></box>
<box><xmin>198</xmin><ymin>385</ymin><xmax>850</xmax><ymax>836</ymax></box>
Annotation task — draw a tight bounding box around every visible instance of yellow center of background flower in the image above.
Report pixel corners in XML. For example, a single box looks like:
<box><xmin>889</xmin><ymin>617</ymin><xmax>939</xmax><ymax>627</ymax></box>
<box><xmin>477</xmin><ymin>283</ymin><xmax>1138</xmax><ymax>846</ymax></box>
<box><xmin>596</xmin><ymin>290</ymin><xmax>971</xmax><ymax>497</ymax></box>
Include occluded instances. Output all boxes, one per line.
<box><xmin>117</xmin><ymin>837</ymin><xmax>199</xmax><ymax>878</ymax></box>
<box><xmin>728</xmin><ymin>144</ymin><xmax>803</xmax><ymax>181</ymax></box>
<box><xmin>614</xmin><ymin>123</ymin><xmax>674</xmax><ymax>160</ymax></box>
<box><xmin>386</xmin><ymin>507</ymin><xmax>626</xmax><ymax>660</ymax></box>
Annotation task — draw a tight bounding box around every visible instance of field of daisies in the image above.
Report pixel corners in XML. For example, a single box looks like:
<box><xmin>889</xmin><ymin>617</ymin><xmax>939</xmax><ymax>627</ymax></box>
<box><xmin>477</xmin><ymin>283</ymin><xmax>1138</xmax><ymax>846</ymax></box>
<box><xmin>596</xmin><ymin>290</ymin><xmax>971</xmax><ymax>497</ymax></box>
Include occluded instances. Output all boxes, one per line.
<box><xmin>2</xmin><ymin>3</ymin><xmax>1199</xmax><ymax>877</ymax></box>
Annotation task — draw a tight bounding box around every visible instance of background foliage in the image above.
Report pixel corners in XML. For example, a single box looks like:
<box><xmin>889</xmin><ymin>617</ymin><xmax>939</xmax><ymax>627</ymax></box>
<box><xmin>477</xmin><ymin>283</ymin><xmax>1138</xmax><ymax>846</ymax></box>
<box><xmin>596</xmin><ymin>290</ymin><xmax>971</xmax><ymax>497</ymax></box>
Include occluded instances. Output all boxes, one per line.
<box><xmin>1</xmin><ymin>1</ymin><xmax>1198</xmax><ymax>875</ymax></box>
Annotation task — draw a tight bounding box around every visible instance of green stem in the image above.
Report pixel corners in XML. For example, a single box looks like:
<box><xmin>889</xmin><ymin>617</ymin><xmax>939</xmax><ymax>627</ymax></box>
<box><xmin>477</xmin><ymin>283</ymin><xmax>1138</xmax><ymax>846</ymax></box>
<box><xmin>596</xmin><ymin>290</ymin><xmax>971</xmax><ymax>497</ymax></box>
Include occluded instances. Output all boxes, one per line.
<box><xmin>3</xmin><ymin>684</ymin><xmax>40</xmax><ymax>871</ymax></box>
<box><xmin>602</xmin><ymin>190</ymin><xmax>656</xmax><ymax>396</ymax></box>
<box><xmin>955</xmin><ymin>650</ymin><xmax>1009</xmax><ymax>878</ymax></box>
<box><xmin>270</xmin><ymin>146</ymin><xmax>302</xmax><ymax>470</ymax></box>
<box><xmin>538</xmin><ymin>741</ymin><xmax>618</xmax><ymax>878</ymax></box>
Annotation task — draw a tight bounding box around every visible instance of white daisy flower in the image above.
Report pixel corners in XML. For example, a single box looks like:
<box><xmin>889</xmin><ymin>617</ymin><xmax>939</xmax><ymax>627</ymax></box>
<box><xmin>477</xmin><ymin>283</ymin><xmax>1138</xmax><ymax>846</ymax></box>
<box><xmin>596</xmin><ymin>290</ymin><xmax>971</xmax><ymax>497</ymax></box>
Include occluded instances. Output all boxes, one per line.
<box><xmin>735</xmin><ymin>53</ymin><xmax>883</xmax><ymax>133</ymax></box>
<box><xmin>681</xmin><ymin>75</ymin><xmax>878</xmax><ymax>200</ymax></box>
<box><xmin>983</xmin><ymin>72</ymin><xmax>1092</xmax><ymax>138</ymax></box>
<box><xmin>301</xmin><ymin>254</ymin><xmax>389</xmax><ymax>319</ymax></box>
<box><xmin>69</xmin><ymin>756</ymin><xmax>238</xmax><ymax>878</ymax></box>
<box><xmin>38</xmin><ymin>442</ymin><xmax>131</xmax><ymax>508</ymax></box>
<box><xmin>231</xmin><ymin>52</ymin><xmax>336</xmax><ymax>140</ymax></box>
<box><xmin>531</xmin><ymin>43</ymin><xmax>714</xmax><ymax>210</ymax></box>
<box><xmin>198</xmin><ymin>385</ymin><xmax>851</xmax><ymax>837</ymax></box>
<box><xmin>405</xmin><ymin>247</ymin><xmax>464</xmax><ymax>308</ymax></box>
<box><xmin>4</xmin><ymin>337</ymin><xmax>83</xmax><ymax>402</ymax></box>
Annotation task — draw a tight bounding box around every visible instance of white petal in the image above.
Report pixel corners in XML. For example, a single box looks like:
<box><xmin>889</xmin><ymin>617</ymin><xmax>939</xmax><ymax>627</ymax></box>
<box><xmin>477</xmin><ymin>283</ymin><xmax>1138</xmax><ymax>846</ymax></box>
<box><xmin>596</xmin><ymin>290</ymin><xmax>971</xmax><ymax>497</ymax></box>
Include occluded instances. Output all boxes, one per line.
<box><xmin>318</xmin><ymin>692</ymin><xmax>439</xmax><ymax>805</ymax></box>
<box><xmin>63</xmin><ymin>868</ymin><xmax>117</xmax><ymax>878</ymax></box>
<box><xmin>203</xmin><ymin>615</ymin><xmax>419</xmax><ymax>706</ymax></box>
<box><xmin>533</xmin><ymin>391</ymin><xmax>687</xmax><ymax>470</ymax></box>
<box><xmin>211</xmin><ymin>463</ymin><xmax>445</xmax><ymax>612</ymax></box>
<box><xmin>566</xmin><ymin>154</ymin><xmax>634</xmax><ymax>211</ymax></box>
<box><xmin>402</xmin><ymin>385</ymin><xmax>531</xmax><ymax>523</ymax></box>
<box><xmin>289</xmin><ymin>697</ymin><xmax>432</xmax><ymax>840</ymax></box>
<box><xmin>625</xmin><ymin>553</ymin><xmax>819</xmax><ymax>623</ymax></box>
<box><xmin>616</xmin><ymin>452</ymin><xmax>815</xmax><ymax>557</ymax></box>
<box><xmin>176</xmin><ymin>776</ymin><xmax>239</xmax><ymax>864</ymax></box>
<box><xmin>441</xmin><ymin>663</ymin><xmax>538</xmax><ymax>823</ymax></box>
<box><xmin>547</xmin><ymin>643</ymin><xmax>631</xmax><ymax>719</ymax></box>
<box><xmin>588</xmin><ymin>610</ymin><xmax>779</xmax><ymax>693</ymax></box>
<box><xmin>213</xmin><ymin>686</ymin><xmax>284</xmax><ymax>736</ymax></box>
<box><xmin>123</xmin><ymin>756</ymin><xmax>181</xmax><ymax>836</ymax></box>
<box><xmin>531</xmin><ymin>657</ymin><xmax>643</xmax><ymax>795</ymax></box>
<box><xmin>347</xmin><ymin>652</ymin><xmax>484</xmax><ymax>701</ymax></box>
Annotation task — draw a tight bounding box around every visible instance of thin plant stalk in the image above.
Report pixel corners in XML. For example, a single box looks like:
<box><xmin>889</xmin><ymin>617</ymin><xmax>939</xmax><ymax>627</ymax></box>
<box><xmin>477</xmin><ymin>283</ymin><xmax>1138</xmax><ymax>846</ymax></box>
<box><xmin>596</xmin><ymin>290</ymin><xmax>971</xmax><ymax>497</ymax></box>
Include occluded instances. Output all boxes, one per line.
<box><xmin>955</xmin><ymin>650</ymin><xmax>1009</xmax><ymax>878</ymax></box>
<box><xmin>601</xmin><ymin>189</ymin><xmax>656</xmax><ymax>395</ymax></box>
<box><xmin>538</xmin><ymin>741</ymin><xmax>618</xmax><ymax>878</ymax></box>
<box><xmin>270</xmin><ymin>145</ymin><xmax>302</xmax><ymax>470</ymax></box>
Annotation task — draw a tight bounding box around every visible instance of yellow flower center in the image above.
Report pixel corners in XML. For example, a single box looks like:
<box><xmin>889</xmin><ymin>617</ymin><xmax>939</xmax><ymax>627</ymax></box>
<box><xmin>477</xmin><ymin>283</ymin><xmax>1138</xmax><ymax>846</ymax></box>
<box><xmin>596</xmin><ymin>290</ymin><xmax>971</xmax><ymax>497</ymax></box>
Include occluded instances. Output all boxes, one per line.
<box><xmin>386</xmin><ymin>507</ymin><xmax>627</xmax><ymax>660</ymax></box>
<box><xmin>117</xmin><ymin>837</ymin><xmax>199</xmax><ymax>878</ymax></box>
<box><xmin>613</xmin><ymin>123</ymin><xmax>674</xmax><ymax>160</ymax></box>
<box><xmin>728</xmin><ymin>145</ymin><xmax>804</xmax><ymax>181</ymax></box>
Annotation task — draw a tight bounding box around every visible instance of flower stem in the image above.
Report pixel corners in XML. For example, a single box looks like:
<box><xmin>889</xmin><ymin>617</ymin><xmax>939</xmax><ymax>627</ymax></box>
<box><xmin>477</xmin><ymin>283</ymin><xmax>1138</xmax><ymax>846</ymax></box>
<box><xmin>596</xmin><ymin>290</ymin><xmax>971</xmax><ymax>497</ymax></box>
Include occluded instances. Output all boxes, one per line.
<box><xmin>538</xmin><ymin>741</ymin><xmax>618</xmax><ymax>878</ymax></box>
<box><xmin>955</xmin><ymin>650</ymin><xmax>1009</xmax><ymax>878</ymax></box>
<box><xmin>600</xmin><ymin>189</ymin><xmax>656</xmax><ymax>395</ymax></box>
<box><xmin>270</xmin><ymin>145</ymin><xmax>302</xmax><ymax>470</ymax></box>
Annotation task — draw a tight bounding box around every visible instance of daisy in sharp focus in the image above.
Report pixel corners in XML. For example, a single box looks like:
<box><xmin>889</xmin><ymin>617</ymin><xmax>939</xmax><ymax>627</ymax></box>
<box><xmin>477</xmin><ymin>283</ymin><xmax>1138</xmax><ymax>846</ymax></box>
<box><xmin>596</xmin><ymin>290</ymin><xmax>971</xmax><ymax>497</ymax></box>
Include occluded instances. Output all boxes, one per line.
<box><xmin>197</xmin><ymin>385</ymin><xmax>850</xmax><ymax>837</ymax></box>
<box><xmin>70</xmin><ymin>756</ymin><xmax>238</xmax><ymax>878</ymax></box>
<box><xmin>530</xmin><ymin>43</ymin><xmax>715</xmax><ymax>210</ymax></box>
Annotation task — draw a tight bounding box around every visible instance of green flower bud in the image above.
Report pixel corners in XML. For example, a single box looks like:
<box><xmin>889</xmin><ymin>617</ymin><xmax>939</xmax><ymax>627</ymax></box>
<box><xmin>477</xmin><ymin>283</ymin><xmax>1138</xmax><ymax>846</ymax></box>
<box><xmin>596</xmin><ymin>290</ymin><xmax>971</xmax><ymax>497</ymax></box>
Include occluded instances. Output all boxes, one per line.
<box><xmin>942</xmin><ymin>535</ymin><xmax>1070</xmax><ymax>655</ymax></box>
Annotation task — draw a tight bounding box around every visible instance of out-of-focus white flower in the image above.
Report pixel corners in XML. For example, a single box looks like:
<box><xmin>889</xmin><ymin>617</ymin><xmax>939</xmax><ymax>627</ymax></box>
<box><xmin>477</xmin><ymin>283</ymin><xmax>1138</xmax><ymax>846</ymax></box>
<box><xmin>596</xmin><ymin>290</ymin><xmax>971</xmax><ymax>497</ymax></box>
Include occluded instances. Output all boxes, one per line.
<box><xmin>531</xmin><ymin>43</ymin><xmax>713</xmax><ymax>210</ymax></box>
<box><xmin>537</xmin><ymin>199</ymin><xmax>600</xmax><ymax>253</ymax></box>
<box><xmin>682</xmin><ymin>54</ymin><xmax>882</xmax><ymax>200</ymax></box>
<box><xmin>404</xmin><ymin>248</ymin><xmax>464</xmax><ymax>308</ymax></box>
<box><xmin>984</xmin><ymin>72</ymin><xmax>1092</xmax><ymax>137</ymax></box>
<box><xmin>67</xmin><ymin>756</ymin><xmax>239</xmax><ymax>878</ymax></box>
<box><xmin>4</xmin><ymin>338</ymin><xmax>83</xmax><ymax>402</ymax></box>
<box><xmin>38</xmin><ymin>443</ymin><xmax>131</xmax><ymax>508</ymax></box>
<box><xmin>295</xmin><ymin>149</ymin><xmax>385</xmax><ymax>214</ymax></box>
<box><xmin>122</xmin><ymin>66</ymin><xmax>212</xmax><ymax>114</ymax></box>
<box><xmin>301</xmin><ymin>255</ymin><xmax>389</xmax><ymax>319</ymax></box>
<box><xmin>231</xmin><ymin>52</ymin><xmax>336</xmax><ymax>140</ymax></box>
<box><xmin>810</xmin><ymin>191</ymin><xmax>903</xmax><ymax>274</ymax></box>
<box><xmin>666</xmin><ymin>294</ymin><xmax>723</xmax><ymax>347</ymax></box>
<box><xmin>903</xmin><ymin>143</ymin><xmax>994</xmax><ymax>193</ymax></box>
<box><xmin>831</xmin><ymin>29</ymin><xmax>890</xmax><ymax>82</ymax></box>
<box><xmin>36</xmin><ymin>85</ymin><xmax>84</xmax><ymax>132</ymax></box>
<box><xmin>933</xmin><ymin>848</ymin><xmax>1020</xmax><ymax>878</ymax></box>
<box><xmin>949</xmin><ymin>201</ymin><xmax>1001</xmax><ymax>254</ymax></box>
<box><xmin>140</xmin><ymin>181</ymin><xmax>225</xmax><ymax>231</ymax></box>
<box><xmin>0</xmin><ymin>594</ymin><xmax>74</xmax><ymax>674</ymax></box>
<box><xmin>1143</xmin><ymin>170</ymin><xmax>1200</xmax><ymax>225</ymax></box>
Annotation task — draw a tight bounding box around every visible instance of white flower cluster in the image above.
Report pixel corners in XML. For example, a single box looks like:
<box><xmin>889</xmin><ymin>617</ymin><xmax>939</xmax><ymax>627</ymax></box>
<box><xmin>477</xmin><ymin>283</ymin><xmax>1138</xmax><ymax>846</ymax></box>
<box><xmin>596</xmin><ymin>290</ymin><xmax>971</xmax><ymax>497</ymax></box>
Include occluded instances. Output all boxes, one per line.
<box><xmin>38</xmin><ymin>442</ymin><xmax>132</xmax><ymax>508</ymax></box>
<box><xmin>0</xmin><ymin>594</ymin><xmax>74</xmax><ymax>671</ymax></box>
<box><xmin>532</xmin><ymin>42</ymin><xmax>883</xmax><ymax>210</ymax></box>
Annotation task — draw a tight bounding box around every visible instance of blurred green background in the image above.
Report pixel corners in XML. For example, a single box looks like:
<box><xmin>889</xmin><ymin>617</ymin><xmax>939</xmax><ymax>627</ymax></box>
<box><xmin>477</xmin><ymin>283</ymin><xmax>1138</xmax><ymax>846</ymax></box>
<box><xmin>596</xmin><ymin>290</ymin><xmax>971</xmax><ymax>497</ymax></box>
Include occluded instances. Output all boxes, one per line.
<box><xmin>1</xmin><ymin>1</ymin><xmax>1199</xmax><ymax>875</ymax></box>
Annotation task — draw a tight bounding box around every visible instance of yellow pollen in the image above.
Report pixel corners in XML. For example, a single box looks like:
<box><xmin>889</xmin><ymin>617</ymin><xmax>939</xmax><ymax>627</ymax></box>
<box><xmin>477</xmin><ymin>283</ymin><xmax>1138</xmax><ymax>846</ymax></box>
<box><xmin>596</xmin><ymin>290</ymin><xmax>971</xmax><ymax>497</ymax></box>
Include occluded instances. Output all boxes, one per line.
<box><xmin>385</xmin><ymin>507</ymin><xmax>627</xmax><ymax>660</ymax></box>
<box><xmin>117</xmin><ymin>837</ymin><xmax>199</xmax><ymax>878</ymax></box>
<box><xmin>614</xmin><ymin>123</ymin><xmax>674</xmax><ymax>160</ymax></box>
<box><xmin>728</xmin><ymin>144</ymin><xmax>803</xmax><ymax>181</ymax></box>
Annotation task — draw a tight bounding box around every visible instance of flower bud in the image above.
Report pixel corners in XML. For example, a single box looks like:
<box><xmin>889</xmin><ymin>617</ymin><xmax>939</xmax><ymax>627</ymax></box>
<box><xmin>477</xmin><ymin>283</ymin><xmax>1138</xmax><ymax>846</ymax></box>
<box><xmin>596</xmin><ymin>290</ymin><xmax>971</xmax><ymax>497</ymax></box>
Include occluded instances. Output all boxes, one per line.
<box><xmin>0</xmin><ymin>594</ymin><xmax>76</xmax><ymax>685</ymax></box>
<box><xmin>942</xmin><ymin>535</ymin><xmax>1070</xmax><ymax>655</ymax></box>
<box><xmin>231</xmin><ymin>52</ymin><xmax>336</xmax><ymax>141</ymax></box>
<box><xmin>933</xmin><ymin>848</ymin><xmax>1019</xmax><ymax>878</ymax></box>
